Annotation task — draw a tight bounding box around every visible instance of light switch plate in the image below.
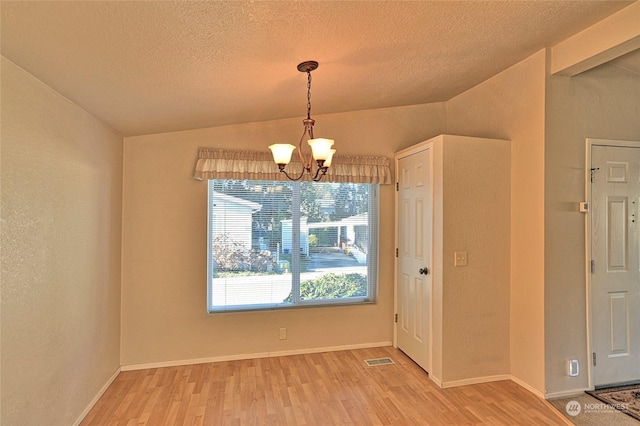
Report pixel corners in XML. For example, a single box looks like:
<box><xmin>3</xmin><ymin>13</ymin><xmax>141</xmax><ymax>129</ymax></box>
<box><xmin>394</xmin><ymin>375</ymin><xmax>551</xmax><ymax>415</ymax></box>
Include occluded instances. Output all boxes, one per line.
<box><xmin>454</xmin><ymin>252</ymin><xmax>468</xmax><ymax>266</ymax></box>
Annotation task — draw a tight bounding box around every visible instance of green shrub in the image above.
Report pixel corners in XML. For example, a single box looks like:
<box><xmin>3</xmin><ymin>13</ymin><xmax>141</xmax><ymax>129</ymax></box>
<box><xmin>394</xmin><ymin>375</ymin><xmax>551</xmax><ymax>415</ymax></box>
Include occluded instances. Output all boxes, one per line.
<box><xmin>284</xmin><ymin>273</ymin><xmax>366</xmax><ymax>302</ymax></box>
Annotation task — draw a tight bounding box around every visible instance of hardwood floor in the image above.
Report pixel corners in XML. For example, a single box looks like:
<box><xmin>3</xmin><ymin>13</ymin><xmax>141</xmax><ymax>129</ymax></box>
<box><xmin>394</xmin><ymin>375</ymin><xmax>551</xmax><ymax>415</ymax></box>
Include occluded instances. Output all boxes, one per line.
<box><xmin>81</xmin><ymin>346</ymin><xmax>567</xmax><ymax>425</ymax></box>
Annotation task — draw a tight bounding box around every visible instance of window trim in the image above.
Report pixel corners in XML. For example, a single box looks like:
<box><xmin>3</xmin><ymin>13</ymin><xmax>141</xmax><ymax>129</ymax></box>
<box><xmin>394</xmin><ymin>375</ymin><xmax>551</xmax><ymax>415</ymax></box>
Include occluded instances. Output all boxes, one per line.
<box><xmin>207</xmin><ymin>180</ymin><xmax>379</xmax><ymax>313</ymax></box>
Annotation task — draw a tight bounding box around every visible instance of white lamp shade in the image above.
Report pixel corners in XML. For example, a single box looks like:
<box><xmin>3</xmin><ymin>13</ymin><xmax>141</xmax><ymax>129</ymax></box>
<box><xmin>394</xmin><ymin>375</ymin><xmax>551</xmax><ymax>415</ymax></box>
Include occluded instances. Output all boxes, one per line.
<box><xmin>269</xmin><ymin>144</ymin><xmax>296</xmax><ymax>165</ymax></box>
<box><xmin>323</xmin><ymin>149</ymin><xmax>336</xmax><ymax>167</ymax></box>
<box><xmin>307</xmin><ymin>138</ymin><xmax>334</xmax><ymax>161</ymax></box>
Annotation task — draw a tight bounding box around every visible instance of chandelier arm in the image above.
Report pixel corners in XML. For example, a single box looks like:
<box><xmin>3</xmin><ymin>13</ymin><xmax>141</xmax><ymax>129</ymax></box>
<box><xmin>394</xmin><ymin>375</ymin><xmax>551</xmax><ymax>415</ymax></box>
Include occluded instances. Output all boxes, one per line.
<box><xmin>297</xmin><ymin>126</ymin><xmax>311</xmax><ymax>170</ymax></box>
<box><xmin>280</xmin><ymin>167</ymin><xmax>306</xmax><ymax>181</ymax></box>
<box><xmin>311</xmin><ymin>164</ymin><xmax>328</xmax><ymax>182</ymax></box>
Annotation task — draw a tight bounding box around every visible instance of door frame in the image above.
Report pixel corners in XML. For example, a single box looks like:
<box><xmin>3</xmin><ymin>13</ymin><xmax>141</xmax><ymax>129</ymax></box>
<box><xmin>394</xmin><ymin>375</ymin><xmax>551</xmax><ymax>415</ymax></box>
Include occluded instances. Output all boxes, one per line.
<box><xmin>585</xmin><ymin>138</ymin><xmax>640</xmax><ymax>390</ymax></box>
<box><xmin>393</xmin><ymin>140</ymin><xmax>434</xmax><ymax>375</ymax></box>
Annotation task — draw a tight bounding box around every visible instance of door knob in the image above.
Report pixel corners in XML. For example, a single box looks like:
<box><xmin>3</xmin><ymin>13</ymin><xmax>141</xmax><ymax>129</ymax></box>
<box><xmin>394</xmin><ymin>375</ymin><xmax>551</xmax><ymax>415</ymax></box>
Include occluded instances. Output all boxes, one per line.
<box><xmin>419</xmin><ymin>267</ymin><xmax>430</xmax><ymax>276</ymax></box>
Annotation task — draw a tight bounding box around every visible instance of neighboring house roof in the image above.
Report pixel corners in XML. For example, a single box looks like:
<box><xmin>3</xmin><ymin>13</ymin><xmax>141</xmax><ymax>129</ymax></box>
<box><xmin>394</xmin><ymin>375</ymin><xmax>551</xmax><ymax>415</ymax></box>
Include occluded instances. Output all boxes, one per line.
<box><xmin>305</xmin><ymin>213</ymin><xmax>368</xmax><ymax>229</ymax></box>
<box><xmin>340</xmin><ymin>213</ymin><xmax>368</xmax><ymax>225</ymax></box>
<box><xmin>211</xmin><ymin>191</ymin><xmax>262</xmax><ymax>213</ymax></box>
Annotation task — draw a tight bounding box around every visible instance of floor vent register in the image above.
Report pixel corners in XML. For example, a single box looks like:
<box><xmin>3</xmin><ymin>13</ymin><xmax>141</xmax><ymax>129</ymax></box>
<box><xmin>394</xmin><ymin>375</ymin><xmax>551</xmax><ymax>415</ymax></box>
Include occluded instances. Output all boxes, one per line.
<box><xmin>364</xmin><ymin>357</ymin><xmax>395</xmax><ymax>367</ymax></box>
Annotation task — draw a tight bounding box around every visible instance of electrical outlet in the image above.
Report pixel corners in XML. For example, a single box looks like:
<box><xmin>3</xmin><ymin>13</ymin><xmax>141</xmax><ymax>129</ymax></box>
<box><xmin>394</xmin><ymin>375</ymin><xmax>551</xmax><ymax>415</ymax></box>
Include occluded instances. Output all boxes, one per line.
<box><xmin>454</xmin><ymin>252</ymin><xmax>468</xmax><ymax>266</ymax></box>
<box><xmin>279</xmin><ymin>327</ymin><xmax>287</xmax><ymax>340</ymax></box>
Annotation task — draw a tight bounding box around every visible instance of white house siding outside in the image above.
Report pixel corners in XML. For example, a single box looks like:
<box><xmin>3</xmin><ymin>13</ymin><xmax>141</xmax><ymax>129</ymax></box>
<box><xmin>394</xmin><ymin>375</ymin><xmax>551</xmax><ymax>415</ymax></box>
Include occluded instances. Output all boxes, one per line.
<box><xmin>211</xmin><ymin>191</ymin><xmax>261</xmax><ymax>250</ymax></box>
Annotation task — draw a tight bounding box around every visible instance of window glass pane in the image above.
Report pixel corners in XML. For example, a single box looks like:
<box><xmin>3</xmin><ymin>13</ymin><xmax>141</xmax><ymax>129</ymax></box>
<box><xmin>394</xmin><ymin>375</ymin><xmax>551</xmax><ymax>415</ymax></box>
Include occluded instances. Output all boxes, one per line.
<box><xmin>299</xmin><ymin>182</ymin><xmax>371</xmax><ymax>303</ymax></box>
<box><xmin>208</xmin><ymin>180</ymin><xmax>378</xmax><ymax>312</ymax></box>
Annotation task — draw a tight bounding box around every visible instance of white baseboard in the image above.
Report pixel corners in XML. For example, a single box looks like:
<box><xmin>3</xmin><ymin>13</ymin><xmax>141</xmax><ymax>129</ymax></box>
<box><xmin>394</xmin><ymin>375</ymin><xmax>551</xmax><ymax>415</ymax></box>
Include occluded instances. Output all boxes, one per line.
<box><xmin>429</xmin><ymin>374</ymin><xmax>443</xmax><ymax>387</ymax></box>
<box><xmin>508</xmin><ymin>375</ymin><xmax>589</xmax><ymax>400</ymax></box>
<box><xmin>73</xmin><ymin>367</ymin><xmax>121</xmax><ymax>426</ymax></box>
<box><xmin>438</xmin><ymin>374</ymin><xmax>510</xmax><ymax>388</ymax></box>
<box><xmin>510</xmin><ymin>375</ymin><xmax>546</xmax><ymax>399</ymax></box>
<box><xmin>121</xmin><ymin>341</ymin><xmax>393</xmax><ymax>371</ymax></box>
<box><xmin>545</xmin><ymin>388</ymin><xmax>590</xmax><ymax>400</ymax></box>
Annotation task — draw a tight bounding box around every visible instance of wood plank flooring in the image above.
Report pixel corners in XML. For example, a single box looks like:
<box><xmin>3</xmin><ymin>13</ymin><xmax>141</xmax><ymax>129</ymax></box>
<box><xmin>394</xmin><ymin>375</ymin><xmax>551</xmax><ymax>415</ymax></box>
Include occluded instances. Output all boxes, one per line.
<box><xmin>81</xmin><ymin>346</ymin><xmax>567</xmax><ymax>425</ymax></box>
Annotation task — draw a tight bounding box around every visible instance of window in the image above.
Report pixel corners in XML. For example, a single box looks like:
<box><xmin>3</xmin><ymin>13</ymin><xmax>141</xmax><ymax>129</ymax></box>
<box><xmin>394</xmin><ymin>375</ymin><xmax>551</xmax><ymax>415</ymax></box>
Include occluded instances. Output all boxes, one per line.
<box><xmin>207</xmin><ymin>179</ymin><xmax>379</xmax><ymax>312</ymax></box>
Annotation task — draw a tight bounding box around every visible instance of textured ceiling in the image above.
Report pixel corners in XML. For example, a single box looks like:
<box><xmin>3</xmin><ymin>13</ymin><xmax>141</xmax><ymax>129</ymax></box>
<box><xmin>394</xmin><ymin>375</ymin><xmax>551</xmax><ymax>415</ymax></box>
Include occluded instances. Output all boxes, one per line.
<box><xmin>1</xmin><ymin>1</ymin><xmax>635</xmax><ymax>136</ymax></box>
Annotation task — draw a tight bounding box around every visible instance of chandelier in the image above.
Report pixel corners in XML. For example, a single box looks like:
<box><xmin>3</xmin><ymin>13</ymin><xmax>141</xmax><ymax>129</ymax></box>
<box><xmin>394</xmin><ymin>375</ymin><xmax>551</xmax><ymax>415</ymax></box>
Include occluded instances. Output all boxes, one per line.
<box><xmin>269</xmin><ymin>61</ymin><xmax>335</xmax><ymax>181</ymax></box>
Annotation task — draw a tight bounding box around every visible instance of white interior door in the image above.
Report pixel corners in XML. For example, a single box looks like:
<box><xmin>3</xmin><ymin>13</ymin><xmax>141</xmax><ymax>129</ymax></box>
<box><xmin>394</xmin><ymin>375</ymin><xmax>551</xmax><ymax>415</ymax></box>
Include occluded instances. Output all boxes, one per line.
<box><xmin>396</xmin><ymin>149</ymin><xmax>432</xmax><ymax>372</ymax></box>
<box><xmin>591</xmin><ymin>143</ymin><xmax>640</xmax><ymax>386</ymax></box>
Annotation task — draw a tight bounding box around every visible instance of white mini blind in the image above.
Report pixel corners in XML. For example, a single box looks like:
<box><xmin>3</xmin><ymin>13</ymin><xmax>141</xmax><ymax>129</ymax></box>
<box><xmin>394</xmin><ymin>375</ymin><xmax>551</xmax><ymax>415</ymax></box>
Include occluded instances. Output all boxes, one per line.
<box><xmin>207</xmin><ymin>179</ymin><xmax>379</xmax><ymax>312</ymax></box>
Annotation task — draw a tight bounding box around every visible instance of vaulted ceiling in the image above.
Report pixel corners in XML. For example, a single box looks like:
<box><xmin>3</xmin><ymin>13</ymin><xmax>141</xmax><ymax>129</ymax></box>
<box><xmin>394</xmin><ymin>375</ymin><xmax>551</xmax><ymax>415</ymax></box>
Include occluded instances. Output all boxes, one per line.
<box><xmin>1</xmin><ymin>1</ymin><xmax>636</xmax><ymax>136</ymax></box>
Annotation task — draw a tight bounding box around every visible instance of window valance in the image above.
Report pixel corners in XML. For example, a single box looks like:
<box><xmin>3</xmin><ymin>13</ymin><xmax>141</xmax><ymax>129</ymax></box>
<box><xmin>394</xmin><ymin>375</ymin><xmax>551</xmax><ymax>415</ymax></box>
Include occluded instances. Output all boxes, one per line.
<box><xmin>193</xmin><ymin>148</ymin><xmax>391</xmax><ymax>184</ymax></box>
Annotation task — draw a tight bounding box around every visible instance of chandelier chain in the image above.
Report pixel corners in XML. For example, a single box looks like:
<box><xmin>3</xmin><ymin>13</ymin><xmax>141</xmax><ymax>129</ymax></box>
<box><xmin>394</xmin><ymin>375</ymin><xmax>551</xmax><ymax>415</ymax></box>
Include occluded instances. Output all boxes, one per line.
<box><xmin>306</xmin><ymin>70</ymin><xmax>312</xmax><ymax>120</ymax></box>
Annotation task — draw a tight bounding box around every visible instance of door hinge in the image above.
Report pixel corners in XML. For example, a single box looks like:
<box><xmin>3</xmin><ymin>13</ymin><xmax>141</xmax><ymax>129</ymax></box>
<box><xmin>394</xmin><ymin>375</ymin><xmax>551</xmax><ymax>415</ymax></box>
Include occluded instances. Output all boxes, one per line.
<box><xmin>592</xmin><ymin>352</ymin><xmax>597</xmax><ymax>366</ymax></box>
<box><xmin>394</xmin><ymin>313</ymin><xmax>398</xmax><ymax>323</ymax></box>
<box><xmin>590</xmin><ymin>260</ymin><xmax>595</xmax><ymax>274</ymax></box>
<box><xmin>396</xmin><ymin>182</ymin><xmax>399</xmax><ymax>191</ymax></box>
<box><xmin>396</xmin><ymin>248</ymin><xmax>399</xmax><ymax>257</ymax></box>
<box><xmin>590</xmin><ymin>167</ymin><xmax>600</xmax><ymax>183</ymax></box>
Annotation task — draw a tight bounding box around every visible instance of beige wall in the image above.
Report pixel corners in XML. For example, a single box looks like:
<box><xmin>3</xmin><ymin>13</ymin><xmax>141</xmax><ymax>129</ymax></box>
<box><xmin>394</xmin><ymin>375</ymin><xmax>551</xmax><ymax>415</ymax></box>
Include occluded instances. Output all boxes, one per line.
<box><xmin>441</xmin><ymin>137</ymin><xmax>511</xmax><ymax>383</ymax></box>
<box><xmin>544</xmin><ymin>60</ymin><xmax>640</xmax><ymax>395</ymax></box>
<box><xmin>445</xmin><ymin>51</ymin><xmax>547</xmax><ymax>394</ymax></box>
<box><xmin>0</xmin><ymin>58</ymin><xmax>123</xmax><ymax>425</ymax></box>
<box><xmin>120</xmin><ymin>104</ymin><xmax>446</xmax><ymax>366</ymax></box>
<box><xmin>424</xmin><ymin>135</ymin><xmax>511</xmax><ymax>384</ymax></box>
